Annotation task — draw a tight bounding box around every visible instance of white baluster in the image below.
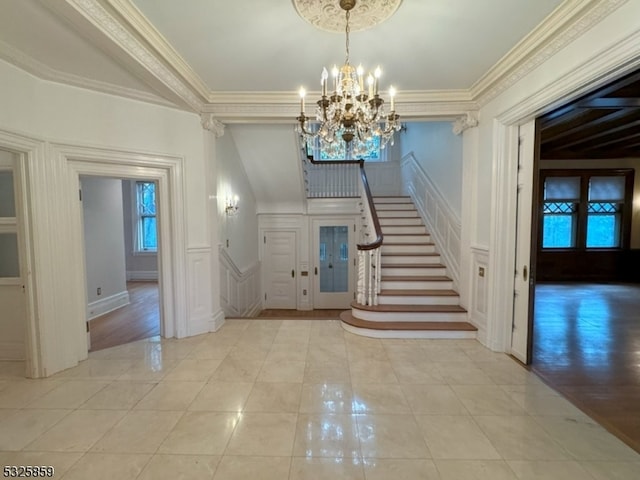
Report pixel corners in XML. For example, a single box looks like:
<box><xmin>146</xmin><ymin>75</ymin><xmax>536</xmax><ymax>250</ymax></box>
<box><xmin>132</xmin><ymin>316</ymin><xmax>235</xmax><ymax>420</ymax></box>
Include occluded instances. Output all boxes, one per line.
<box><xmin>357</xmin><ymin>250</ymin><xmax>365</xmax><ymax>304</ymax></box>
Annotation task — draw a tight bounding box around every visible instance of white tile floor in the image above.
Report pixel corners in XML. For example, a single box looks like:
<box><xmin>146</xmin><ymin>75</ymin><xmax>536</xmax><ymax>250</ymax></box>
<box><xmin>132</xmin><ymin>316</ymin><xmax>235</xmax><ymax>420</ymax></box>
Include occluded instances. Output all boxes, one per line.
<box><xmin>0</xmin><ymin>319</ymin><xmax>638</xmax><ymax>479</ymax></box>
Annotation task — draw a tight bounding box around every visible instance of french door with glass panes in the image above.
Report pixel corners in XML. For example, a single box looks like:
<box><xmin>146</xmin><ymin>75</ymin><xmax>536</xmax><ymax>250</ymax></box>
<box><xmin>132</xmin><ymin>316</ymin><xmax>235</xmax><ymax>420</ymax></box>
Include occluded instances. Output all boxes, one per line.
<box><xmin>0</xmin><ymin>150</ymin><xmax>26</xmax><ymax>361</ymax></box>
<box><xmin>313</xmin><ymin>219</ymin><xmax>355</xmax><ymax>309</ymax></box>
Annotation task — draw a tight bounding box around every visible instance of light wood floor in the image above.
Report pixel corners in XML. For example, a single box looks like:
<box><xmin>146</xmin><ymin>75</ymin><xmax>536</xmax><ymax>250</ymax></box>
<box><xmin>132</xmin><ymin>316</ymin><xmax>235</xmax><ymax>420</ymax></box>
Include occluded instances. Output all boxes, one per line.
<box><xmin>533</xmin><ymin>282</ymin><xmax>640</xmax><ymax>453</ymax></box>
<box><xmin>256</xmin><ymin>309</ymin><xmax>345</xmax><ymax>319</ymax></box>
<box><xmin>89</xmin><ymin>281</ymin><xmax>159</xmax><ymax>352</ymax></box>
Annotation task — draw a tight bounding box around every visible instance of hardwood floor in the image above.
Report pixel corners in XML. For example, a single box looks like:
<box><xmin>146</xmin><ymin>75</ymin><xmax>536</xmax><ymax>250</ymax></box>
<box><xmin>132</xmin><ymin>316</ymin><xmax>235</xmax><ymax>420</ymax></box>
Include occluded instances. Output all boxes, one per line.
<box><xmin>89</xmin><ymin>281</ymin><xmax>160</xmax><ymax>352</ymax></box>
<box><xmin>532</xmin><ymin>282</ymin><xmax>640</xmax><ymax>453</ymax></box>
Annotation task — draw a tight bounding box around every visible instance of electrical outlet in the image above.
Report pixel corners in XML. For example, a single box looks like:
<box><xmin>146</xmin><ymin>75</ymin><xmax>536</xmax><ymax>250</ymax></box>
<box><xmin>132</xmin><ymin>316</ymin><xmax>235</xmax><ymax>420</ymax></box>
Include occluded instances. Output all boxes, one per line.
<box><xmin>97</xmin><ymin>287</ymin><xmax>102</xmax><ymax>295</ymax></box>
<box><xmin>478</xmin><ymin>267</ymin><xmax>485</xmax><ymax>278</ymax></box>
<box><xmin>303</xmin><ymin>289</ymin><xmax>307</xmax><ymax>296</ymax></box>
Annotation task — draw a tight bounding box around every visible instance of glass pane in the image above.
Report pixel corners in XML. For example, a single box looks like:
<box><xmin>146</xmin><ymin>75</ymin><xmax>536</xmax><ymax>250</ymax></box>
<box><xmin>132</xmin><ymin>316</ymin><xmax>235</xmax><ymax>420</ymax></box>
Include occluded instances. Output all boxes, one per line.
<box><xmin>542</xmin><ymin>215</ymin><xmax>575</xmax><ymax>248</ymax></box>
<box><xmin>544</xmin><ymin>176</ymin><xmax>580</xmax><ymax>200</ymax></box>
<box><xmin>589</xmin><ymin>176</ymin><xmax>625</xmax><ymax>201</ymax></box>
<box><xmin>141</xmin><ymin>217</ymin><xmax>157</xmax><ymax>250</ymax></box>
<box><xmin>0</xmin><ymin>171</ymin><xmax>16</xmax><ymax>217</ymax></box>
<box><xmin>319</xmin><ymin>225</ymin><xmax>348</xmax><ymax>293</ymax></box>
<box><xmin>138</xmin><ymin>182</ymin><xmax>156</xmax><ymax>215</ymax></box>
<box><xmin>0</xmin><ymin>233</ymin><xmax>20</xmax><ymax>277</ymax></box>
<box><xmin>586</xmin><ymin>214</ymin><xmax>619</xmax><ymax>248</ymax></box>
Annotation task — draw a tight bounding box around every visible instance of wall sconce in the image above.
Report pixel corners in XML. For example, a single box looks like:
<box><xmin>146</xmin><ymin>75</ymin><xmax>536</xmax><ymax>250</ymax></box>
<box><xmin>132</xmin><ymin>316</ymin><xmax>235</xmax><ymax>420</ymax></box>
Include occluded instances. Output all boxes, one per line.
<box><xmin>225</xmin><ymin>195</ymin><xmax>239</xmax><ymax>216</ymax></box>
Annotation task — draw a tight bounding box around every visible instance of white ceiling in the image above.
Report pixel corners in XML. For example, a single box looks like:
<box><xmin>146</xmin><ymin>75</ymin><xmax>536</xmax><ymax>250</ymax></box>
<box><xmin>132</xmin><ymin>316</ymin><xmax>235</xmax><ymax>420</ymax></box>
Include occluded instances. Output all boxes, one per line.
<box><xmin>0</xmin><ymin>0</ymin><xmax>565</xmax><ymax>109</ymax></box>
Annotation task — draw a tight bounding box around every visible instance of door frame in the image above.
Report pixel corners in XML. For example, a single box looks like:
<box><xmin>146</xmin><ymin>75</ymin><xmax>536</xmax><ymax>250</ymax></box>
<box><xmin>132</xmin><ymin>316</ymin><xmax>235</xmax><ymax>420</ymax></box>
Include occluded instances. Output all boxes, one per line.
<box><xmin>485</xmin><ymin>53</ymin><xmax>640</xmax><ymax>356</ymax></box>
<box><xmin>311</xmin><ymin>217</ymin><xmax>356</xmax><ymax>309</ymax></box>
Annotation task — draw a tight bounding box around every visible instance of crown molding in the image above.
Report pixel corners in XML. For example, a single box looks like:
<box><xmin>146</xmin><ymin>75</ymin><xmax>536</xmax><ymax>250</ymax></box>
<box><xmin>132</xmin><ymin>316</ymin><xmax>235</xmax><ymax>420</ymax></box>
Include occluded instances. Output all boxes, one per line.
<box><xmin>471</xmin><ymin>0</ymin><xmax>629</xmax><ymax>107</ymax></box>
<box><xmin>64</xmin><ymin>0</ymin><xmax>204</xmax><ymax>112</ymax></box>
<box><xmin>452</xmin><ymin>113</ymin><xmax>479</xmax><ymax>135</ymax></box>
<box><xmin>201</xmin><ymin>114</ymin><xmax>226</xmax><ymax>137</ymax></box>
<box><xmin>106</xmin><ymin>0</ymin><xmax>211</xmax><ymax>101</ymax></box>
<box><xmin>0</xmin><ymin>40</ymin><xmax>176</xmax><ymax>108</ymax></box>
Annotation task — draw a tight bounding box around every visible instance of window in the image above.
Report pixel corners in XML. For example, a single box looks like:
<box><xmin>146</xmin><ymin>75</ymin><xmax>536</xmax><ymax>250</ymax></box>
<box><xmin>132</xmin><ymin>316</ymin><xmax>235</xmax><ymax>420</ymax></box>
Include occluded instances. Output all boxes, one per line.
<box><xmin>540</xmin><ymin>170</ymin><xmax>632</xmax><ymax>251</ymax></box>
<box><xmin>135</xmin><ymin>181</ymin><xmax>157</xmax><ymax>252</ymax></box>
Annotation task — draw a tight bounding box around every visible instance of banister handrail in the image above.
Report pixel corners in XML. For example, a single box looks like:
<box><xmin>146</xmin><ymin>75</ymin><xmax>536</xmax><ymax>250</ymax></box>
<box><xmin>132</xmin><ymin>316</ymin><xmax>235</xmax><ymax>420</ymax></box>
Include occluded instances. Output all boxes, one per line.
<box><xmin>357</xmin><ymin>161</ymin><xmax>383</xmax><ymax>251</ymax></box>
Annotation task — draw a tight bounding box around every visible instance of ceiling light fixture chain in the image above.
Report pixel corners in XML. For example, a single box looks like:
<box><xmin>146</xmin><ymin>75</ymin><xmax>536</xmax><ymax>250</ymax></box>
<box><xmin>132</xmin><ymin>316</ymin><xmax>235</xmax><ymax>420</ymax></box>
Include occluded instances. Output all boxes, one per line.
<box><xmin>296</xmin><ymin>0</ymin><xmax>400</xmax><ymax>159</ymax></box>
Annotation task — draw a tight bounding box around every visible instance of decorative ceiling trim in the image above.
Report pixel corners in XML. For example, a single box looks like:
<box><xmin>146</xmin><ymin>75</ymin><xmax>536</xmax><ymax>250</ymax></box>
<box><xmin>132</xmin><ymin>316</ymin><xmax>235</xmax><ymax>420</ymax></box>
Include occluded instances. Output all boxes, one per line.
<box><xmin>200</xmin><ymin>114</ymin><xmax>225</xmax><ymax>137</ymax></box>
<box><xmin>472</xmin><ymin>0</ymin><xmax>629</xmax><ymax>107</ymax></box>
<box><xmin>66</xmin><ymin>0</ymin><xmax>204</xmax><ymax>112</ymax></box>
<box><xmin>292</xmin><ymin>0</ymin><xmax>402</xmax><ymax>33</ymax></box>
<box><xmin>452</xmin><ymin>113</ymin><xmax>479</xmax><ymax>135</ymax></box>
<box><xmin>0</xmin><ymin>40</ymin><xmax>176</xmax><ymax>109</ymax></box>
<box><xmin>107</xmin><ymin>0</ymin><xmax>211</xmax><ymax>100</ymax></box>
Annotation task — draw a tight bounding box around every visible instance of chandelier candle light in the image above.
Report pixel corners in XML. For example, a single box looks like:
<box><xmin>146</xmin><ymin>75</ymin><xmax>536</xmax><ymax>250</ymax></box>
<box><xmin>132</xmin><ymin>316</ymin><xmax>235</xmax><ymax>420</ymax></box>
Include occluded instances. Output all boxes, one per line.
<box><xmin>296</xmin><ymin>0</ymin><xmax>401</xmax><ymax>157</ymax></box>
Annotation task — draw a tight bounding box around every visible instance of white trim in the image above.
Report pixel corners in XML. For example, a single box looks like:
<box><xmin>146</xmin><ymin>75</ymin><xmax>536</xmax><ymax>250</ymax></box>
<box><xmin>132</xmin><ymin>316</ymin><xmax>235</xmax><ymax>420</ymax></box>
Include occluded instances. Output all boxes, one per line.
<box><xmin>126</xmin><ymin>270</ymin><xmax>158</xmax><ymax>281</ymax></box>
<box><xmin>400</xmin><ymin>152</ymin><xmax>461</xmax><ymax>288</ymax></box>
<box><xmin>87</xmin><ymin>290</ymin><xmax>130</xmax><ymax>320</ymax></box>
<box><xmin>219</xmin><ymin>247</ymin><xmax>262</xmax><ymax>317</ymax></box>
<box><xmin>340</xmin><ymin>322</ymin><xmax>476</xmax><ymax>339</ymax></box>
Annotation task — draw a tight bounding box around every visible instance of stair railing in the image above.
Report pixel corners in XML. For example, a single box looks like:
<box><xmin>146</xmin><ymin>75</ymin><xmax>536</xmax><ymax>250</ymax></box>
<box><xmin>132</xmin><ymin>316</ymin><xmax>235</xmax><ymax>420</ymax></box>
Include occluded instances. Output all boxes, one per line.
<box><xmin>302</xmin><ymin>150</ymin><xmax>360</xmax><ymax>198</ymax></box>
<box><xmin>357</xmin><ymin>162</ymin><xmax>383</xmax><ymax>306</ymax></box>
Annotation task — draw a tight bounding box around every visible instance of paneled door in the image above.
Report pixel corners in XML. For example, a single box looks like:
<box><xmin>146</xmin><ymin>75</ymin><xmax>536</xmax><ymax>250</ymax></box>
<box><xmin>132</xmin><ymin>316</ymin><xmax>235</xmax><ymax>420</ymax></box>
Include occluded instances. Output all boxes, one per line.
<box><xmin>313</xmin><ymin>219</ymin><xmax>355</xmax><ymax>309</ymax></box>
<box><xmin>0</xmin><ymin>150</ymin><xmax>26</xmax><ymax>361</ymax></box>
<box><xmin>263</xmin><ymin>231</ymin><xmax>297</xmax><ymax>309</ymax></box>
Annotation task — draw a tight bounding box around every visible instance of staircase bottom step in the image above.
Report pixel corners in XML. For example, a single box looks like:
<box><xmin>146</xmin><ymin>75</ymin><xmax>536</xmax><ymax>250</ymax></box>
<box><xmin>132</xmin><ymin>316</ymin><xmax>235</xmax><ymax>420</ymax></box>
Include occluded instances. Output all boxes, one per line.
<box><xmin>340</xmin><ymin>311</ymin><xmax>477</xmax><ymax>339</ymax></box>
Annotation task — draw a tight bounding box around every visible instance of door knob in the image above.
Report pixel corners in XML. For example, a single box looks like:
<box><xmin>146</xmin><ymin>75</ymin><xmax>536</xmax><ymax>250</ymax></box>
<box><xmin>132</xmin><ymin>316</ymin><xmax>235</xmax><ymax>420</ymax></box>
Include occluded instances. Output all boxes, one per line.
<box><xmin>523</xmin><ymin>265</ymin><xmax>528</xmax><ymax>282</ymax></box>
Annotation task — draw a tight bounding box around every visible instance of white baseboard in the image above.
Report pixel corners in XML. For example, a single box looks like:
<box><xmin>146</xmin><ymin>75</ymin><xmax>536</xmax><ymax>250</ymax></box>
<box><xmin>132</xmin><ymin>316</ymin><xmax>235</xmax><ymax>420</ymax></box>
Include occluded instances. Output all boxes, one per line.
<box><xmin>0</xmin><ymin>341</ymin><xmax>25</xmax><ymax>360</ymax></box>
<box><xmin>88</xmin><ymin>290</ymin><xmax>130</xmax><ymax>320</ymax></box>
<box><xmin>211</xmin><ymin>309</ymin><xmax>226</xmax><ymax>332</ymax></box>
<box><xmin>126</xmin><ymin>270</ymin><xmax>158</xmax><ymax>281</ymax></box>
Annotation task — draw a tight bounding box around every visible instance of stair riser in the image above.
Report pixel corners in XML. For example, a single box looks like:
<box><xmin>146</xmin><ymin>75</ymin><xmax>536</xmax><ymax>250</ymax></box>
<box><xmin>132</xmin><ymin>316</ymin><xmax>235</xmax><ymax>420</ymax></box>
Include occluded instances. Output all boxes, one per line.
<box><xmin>379</xmin><ymin>218</ymin><xmax>423</xmax><ymax>226</ymax></box>
<box><xmin>382</xmin><ymin>266</ymin><xmax>447</xmax><ymax>276</ymax></box>
<box><xmin>381</xmin><ymin>255</ymin><xmax>441</xmax><ymax>265</ymax></box>
<box><xmin>378</xmin><ymin>211</ymin><xmax>419</xmax><ymax>218</ymax></box>
<box><xmin>341</xmin><ymin>323</ymin><xmax>477</xmax><ymax>339</ymax></box>
<box><xmin>373</xmin><ymin>197</ymin><xmax>412</xmax><ymax>204</ymax></box>
<box><xmin>381</xmin><ymin>226</ymin><xmax>427</xmax><ymax>235</ymax></box>
<box><xmin>378</xmin><ymin>296</ymin><xmax>460</xmax><ymax>306</ymax></box>
<box><xmin>375</xmin><ymin>204</ymin><xmax>416</xmax><ymax>211</ymax></box>
<box><xmin>381</xmin><ymin>280</ymin><xmax>453</xmax><ymax>290</ymax></box>
<box><xmin>384</xmin><ymin>235</ymin><xmax>432</xmax><ymax>244</ymax></box>
<box><xmin>382</xmin><ymin>244</ymin><xmax>436</xmax><ymax>254</ymax></box>
<box><xmin>352</xmin><ymin>308</ymin><xmax>467</xmax><ymax>323</ymax></box>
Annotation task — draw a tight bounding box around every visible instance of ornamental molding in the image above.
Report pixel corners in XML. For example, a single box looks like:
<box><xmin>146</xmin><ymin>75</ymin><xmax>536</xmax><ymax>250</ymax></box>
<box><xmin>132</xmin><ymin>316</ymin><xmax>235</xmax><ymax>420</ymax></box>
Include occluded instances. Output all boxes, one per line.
<box><xmin>200</xmin><ymin>114</ymin><xmax>225</xmax><ymax>137</ymax></box>
<box><xmin>472</xmin><ymin>0</ymin><xmax>629</xmax><ymax>107</ymax></box>
<box><xmin>0</xmin><ymin>39</ymin><xmax>176</xmax><ymax>109</ymax></box>
<box><xmin>292</xmin><ymin>0</ymin><xmax>402</xmax><ymax>33</ymax></box>
<box><xmin>67</xmin><ymin>0</ymin><xmax>204</xmax><ymax>112</ymax></box>
<box><xmin>452</xmin><ymin>113</ymin><xmax>479</xmax><ymax>135</ymax></box>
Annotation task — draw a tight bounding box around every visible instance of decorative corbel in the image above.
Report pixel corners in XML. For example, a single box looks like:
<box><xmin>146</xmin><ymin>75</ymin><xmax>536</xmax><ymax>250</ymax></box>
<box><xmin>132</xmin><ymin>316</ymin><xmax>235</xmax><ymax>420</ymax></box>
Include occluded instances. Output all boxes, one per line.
<box><xmin>452</xmin><ymin>112</ymin><xmax>479</xmax><ymax>135</ymax></box>
<box><xmin>201</xmin><ymin>113</ymin><xmax>225</xmax><ymax>138</ymax></box>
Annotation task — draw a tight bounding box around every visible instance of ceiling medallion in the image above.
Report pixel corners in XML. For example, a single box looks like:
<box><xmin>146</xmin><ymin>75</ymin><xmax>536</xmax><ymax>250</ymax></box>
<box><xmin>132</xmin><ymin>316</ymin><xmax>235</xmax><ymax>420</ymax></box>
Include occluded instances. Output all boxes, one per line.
<box><xmin>292</xmin><ymin>0</ymin><xmax>402</xmax><ymax>33</ymax></box>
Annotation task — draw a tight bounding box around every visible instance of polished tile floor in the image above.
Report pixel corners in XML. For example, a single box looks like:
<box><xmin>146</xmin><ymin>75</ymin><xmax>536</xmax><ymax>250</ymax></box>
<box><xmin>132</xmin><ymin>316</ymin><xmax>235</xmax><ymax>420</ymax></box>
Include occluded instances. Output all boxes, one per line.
<box><xmin>0</xmin><ymin>319</ymin><xmax>638</xmax><ymax>479</ymax></box>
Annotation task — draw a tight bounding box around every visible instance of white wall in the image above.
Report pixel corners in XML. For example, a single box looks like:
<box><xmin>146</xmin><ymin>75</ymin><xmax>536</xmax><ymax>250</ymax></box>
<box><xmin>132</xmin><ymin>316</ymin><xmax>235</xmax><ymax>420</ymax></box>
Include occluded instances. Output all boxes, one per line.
<box><xmin>400</xmin><ymin>122</ymin><xmax>464</xmax><ymax>217</ymax></box>
<box><xmin>81</xmin><ymin>176</ymin><xmax>128</xmax><ymax>317</ymax></box>
<box><xmin>0</xmin><ymin>59</ymin><xmax>222</xmax><ymax>376</ymax></box>
<box><xmin>216</xmin><ymin>129</ymin><xmax>259</xmax><ymax>271</ymax></box>
<box><xmin>121</xmin><ymin>179</ymin><xmax>158</xmax><ymax>279</ymax></box>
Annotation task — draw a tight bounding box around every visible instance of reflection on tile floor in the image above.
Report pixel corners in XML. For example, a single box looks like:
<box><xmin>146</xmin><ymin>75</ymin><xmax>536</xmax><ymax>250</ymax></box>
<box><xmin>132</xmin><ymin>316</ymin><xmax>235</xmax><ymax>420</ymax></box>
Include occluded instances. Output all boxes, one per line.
<box><xmin>0</xmin><ymin>319</ymin><xmax>638</xmax><ymax>479</ymax></box>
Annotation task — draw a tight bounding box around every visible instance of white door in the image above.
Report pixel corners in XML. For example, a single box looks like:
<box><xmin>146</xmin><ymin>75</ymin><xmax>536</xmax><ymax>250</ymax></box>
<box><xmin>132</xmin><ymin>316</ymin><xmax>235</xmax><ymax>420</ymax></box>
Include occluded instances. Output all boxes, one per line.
<box><xmin>0</xmin><ymin>150</ymin><xmax>26</xmax><ymax>361</ymax></box>
<box><xmin>313</xmin><ymin>219</ymin><xmax>355</xmax><ymax>309</ymax></box>
<box><xmin>511</xmin><ymin>119</ymin><xmax>537</xmax><ymax>363</ymax></box>
<box><xmin>263</xmin><ymin>231</ymin><xmax>297</xmax><ymax>309</ymax></box>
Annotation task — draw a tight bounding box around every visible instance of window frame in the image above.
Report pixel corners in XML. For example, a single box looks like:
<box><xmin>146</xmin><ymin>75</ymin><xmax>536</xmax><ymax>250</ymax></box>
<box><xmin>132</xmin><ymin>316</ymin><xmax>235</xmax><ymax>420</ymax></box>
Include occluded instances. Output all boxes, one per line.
<box><xmin>132</xmin><ymin>180</ymin><xmax>158</xmax><ymax>254</ymax></box>
<box><xmin>538</xmin><ymin>169</ymin><xmax>634</xmax><ymax>252</ymax></box>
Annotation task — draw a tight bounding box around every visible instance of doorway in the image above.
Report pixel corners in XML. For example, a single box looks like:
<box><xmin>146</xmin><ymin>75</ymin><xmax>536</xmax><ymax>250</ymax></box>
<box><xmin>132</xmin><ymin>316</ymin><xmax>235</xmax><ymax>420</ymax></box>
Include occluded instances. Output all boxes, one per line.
<box><xmin>80</xmin><ymin>176</ymin><xmax>161</xmax><ymax>351</ymax></box>
<box><xmin>0</xmin><ymin>149</ymin><xmax>27</xmax><ymax>363</ymax></box>
<box><xmin>313</xmin><ymin>219</ymin><xmax>355</xmax><ymax>309</ymax></box>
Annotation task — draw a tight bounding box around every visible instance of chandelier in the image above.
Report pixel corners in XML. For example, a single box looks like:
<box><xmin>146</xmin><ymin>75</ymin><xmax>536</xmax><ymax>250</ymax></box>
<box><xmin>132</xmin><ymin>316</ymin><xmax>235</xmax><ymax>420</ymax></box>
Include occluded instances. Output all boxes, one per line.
<box><xmin>296</xmin><ymin>0</ymin><xmax>401</xmax><ymax>158</ymax></box>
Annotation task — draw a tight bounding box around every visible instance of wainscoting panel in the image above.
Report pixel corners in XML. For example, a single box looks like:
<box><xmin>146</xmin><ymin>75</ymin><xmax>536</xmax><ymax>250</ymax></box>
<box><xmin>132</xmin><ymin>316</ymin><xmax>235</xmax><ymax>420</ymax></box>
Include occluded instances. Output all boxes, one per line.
<box><xmin>186</xmin><ymin>247</ymin><xmax>214</xmax><ymax>335</ymax></box>
<box><xmin>401</xmin><ymin>152</ymin><xmax>461</xmax><ymax>288</ymax></box>
<box><xmin>219</xmin><ymin>247</ymin><xmax>261</xmax><ymax>317</ymax></box>
<box><xmin>470</xmin><ymin>246</ymin><xmax>489</xmax><ymax>344</ymax></box>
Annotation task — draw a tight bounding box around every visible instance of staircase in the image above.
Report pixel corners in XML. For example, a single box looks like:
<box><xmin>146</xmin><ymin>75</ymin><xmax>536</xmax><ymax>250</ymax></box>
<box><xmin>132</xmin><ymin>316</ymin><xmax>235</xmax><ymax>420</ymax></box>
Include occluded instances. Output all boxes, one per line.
<box><xmin>340</xmin><ymin>196</ymin><xmax>477</xmax><ymax>338</ymax></box>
